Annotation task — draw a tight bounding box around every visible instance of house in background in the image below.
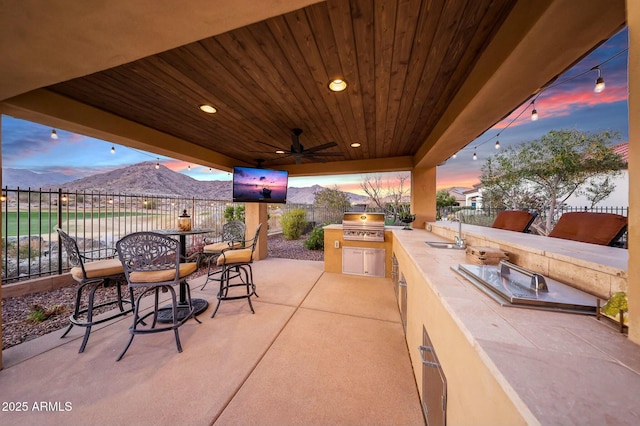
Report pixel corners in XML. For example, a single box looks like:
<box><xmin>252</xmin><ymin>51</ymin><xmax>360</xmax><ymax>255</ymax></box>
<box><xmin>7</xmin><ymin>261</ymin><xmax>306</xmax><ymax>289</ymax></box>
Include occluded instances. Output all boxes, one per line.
<box><xmin>464</xmin><ymin>184</ymin><xmax>484</xmax><ymax>209</ymax></box>
<box><xmin>445</xmin><ymin>187</ymin><xmax>468</xmax><ymax>205</ymax></box>
<box><xmin>564</xmin><ymin>142</ymin><xmax>629</xmax><ymax>208</ymax></box>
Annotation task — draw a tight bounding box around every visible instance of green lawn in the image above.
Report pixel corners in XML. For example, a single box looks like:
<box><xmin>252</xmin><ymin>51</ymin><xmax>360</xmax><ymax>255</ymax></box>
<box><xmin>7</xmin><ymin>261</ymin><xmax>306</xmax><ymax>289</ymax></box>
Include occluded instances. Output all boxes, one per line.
<box><xmin>1</xmin><ymin>211</ymin><xmax>149</xmax><ymax>237</ymax></box>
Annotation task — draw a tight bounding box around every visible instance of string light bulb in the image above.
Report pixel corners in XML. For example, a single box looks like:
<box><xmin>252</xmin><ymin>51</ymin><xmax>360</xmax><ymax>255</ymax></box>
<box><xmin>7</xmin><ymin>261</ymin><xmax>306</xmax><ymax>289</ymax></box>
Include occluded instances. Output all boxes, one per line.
<box><xmin>495</xmin><ymin>139</ymin><xmax>500</xmax><ymax>149</ymax></box>
<box><xmin>594</xmin><ymin>67</ymin><xmax>605</xmax><ymax>93</ymax></box>
<box><xmin>531</xmin><ymin>100</ymin><xmax>538</xmax><ymax>121</ymax></box>
<box><xmin>473</xmin><ymin>150</ymin><xmax>477</xmax><ymax>160</ymax></box>
<box><xmin>51</xmin><ymin>129</ymin><xmax>58</xmax><ymax>139</ymax></box>
<box><xmin>187</xmin><ymin>165</ymin><xmax>191</xmax><ymax>171</ymax></box>
<box><xmin>452</xmin><ymin>153</ymin><xmax>457</xmax><ymax>159</ymax></box>
<box><xmin>110</xmin><ymin>146</ymin><xmax>115</xmax><ymax>154</ymax></box>
<box><xmin>155</xmin><ymin>160</ymin><xmax>160</xmax><ymax>169</ymax></box>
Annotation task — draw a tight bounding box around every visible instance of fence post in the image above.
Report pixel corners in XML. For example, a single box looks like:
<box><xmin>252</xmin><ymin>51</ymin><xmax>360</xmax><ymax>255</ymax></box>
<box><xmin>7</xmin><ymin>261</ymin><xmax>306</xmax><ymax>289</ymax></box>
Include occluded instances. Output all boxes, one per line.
<box><xmin>57</xmin><ymin>188</ymin><xmax>63</xmax><ymax>275</ymax></box>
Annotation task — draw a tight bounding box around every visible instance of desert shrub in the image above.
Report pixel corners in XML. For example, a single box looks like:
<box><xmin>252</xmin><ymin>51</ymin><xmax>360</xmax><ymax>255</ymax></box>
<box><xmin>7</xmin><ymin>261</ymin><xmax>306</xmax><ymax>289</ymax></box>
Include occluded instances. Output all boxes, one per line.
<box><xmin>304</xmin><ymin>225</ymin><xmax>325</xmax><ymax>250</ymax></box>
<box><xmin>224</xmin><ymin>204</ymin><xmax>245</xmax><ymax>222</ymax></box>
<box><xmin>26</xmin><ymin>304</ymin><xmax>67</xmax><ymax>323</ymax></box>
<box><xmin>281</xmin><ymin>208</ymin><xmax>307</xmax><ymax>240</ymax></box>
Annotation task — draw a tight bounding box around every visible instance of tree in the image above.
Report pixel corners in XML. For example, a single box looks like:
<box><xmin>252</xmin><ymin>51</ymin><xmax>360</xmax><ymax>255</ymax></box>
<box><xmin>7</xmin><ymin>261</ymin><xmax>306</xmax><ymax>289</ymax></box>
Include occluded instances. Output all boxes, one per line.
<box><xmin>436</xmin><ymin>189</ymin><xmax>458</xmax><ymax>208</ymax></box>
<box><xmin>480</xmin><ymin>129</ymin><xmax>625</xmax><ymax>232</ymax></box>
<box><xmin>360</xmin><ymin>175</ymin><xmax>386</xmax><ymax>211</ymax></box>
<box><xmin>360</xmin><ymin>173</ymin><xmax>410</xmax><ymax>221</ymax></box>
<box><xmin>224</xmin><ymin>204</ymin><xmax>245</xmax><ymax>222</ymax></box>
<box><xmin>313</xmin><ymin>186</ymin><xmax>352</xmax><ymax>223</ymax></box>
<box><xmin>313</xmin><ymin>186</ymin><xmax>351</xmax><ymax>210</ymax></box>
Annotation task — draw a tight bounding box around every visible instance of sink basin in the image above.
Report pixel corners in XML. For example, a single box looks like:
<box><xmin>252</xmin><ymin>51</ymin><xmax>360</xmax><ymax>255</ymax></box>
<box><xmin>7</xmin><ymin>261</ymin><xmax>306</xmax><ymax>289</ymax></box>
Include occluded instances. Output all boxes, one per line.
<box><xmin>425</xmin><ymin>241</ymin><xmax>466</xmax><ymax>250</ymax></box>
<box><xmin>453</xmin><ymin>261</ymin><xmax>597</xmax><ymax>314</ymax></box>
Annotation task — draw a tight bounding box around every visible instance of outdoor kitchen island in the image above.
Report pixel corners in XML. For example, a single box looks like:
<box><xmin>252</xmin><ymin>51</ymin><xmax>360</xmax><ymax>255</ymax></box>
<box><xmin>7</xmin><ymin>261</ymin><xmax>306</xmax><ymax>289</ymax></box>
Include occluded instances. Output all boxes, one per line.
<box><xmin>391</xmin><ymin>224</ymin><xmax>640</xmax><ymax>425</ymax></box>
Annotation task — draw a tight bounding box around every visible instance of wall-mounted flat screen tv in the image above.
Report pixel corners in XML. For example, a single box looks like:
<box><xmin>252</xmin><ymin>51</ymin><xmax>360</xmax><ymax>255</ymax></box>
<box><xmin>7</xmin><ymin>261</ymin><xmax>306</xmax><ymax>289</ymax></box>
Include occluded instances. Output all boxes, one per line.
<box><xmin>232</xmin><ymin>166</ymin><xmax>288</xmax><ymax>203</ymax></box>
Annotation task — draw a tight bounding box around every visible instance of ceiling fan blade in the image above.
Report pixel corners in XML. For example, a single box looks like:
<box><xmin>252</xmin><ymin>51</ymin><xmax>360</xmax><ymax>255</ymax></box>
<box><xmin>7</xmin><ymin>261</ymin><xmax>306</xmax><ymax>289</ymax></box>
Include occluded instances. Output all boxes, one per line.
<box><xmin>255</xmin><ymin>140</ymin><xmax>289</xmax><ymax>152</ymax></box>
<box><xmin>250</xmin><ymin>150</ymin><xmax>282</xmax><ymax>154</ymax></box>
<box><xmin>305</xmin><ymin>152</ymin><xmax>344</xmax><ymax>157</ymax></box>
<box><xmin>303</xmin><ymin>141</ymin><xmax>338</xmax><ymax>154</ymax></box>
<box><xmin>291</xmin><ymin>128</ymin><xmax>303</xmax><ymax>153</ymax></box>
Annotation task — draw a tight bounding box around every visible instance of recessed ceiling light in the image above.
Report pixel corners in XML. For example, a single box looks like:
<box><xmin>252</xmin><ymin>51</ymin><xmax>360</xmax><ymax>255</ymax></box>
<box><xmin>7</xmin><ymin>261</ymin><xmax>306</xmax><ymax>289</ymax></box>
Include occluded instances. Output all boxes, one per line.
<box><xmin>328</xmin><ymin>79</ymin><xmax>347</xmax><ymax>92</ymax></box>
<box><xmin>199</xmin><ymin>104</ymin><xmax>217</xmax><ymax>114</ymax></box>
<box><xmin>350</xmin><ymin>142</ymin><xmax>361</xmax><ymax>148</ymax></box>
<box><xmin>275</xmin><ymin>150</ymin><xmax>286</xmax><ymax>154</ymax></box>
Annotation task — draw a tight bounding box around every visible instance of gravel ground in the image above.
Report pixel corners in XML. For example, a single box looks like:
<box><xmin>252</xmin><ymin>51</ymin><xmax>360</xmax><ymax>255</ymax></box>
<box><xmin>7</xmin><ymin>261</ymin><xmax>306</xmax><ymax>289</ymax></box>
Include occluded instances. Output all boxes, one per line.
<box><xmin>1</xmin><ymin>233</ymin><xmax>323</xmax><ymax>350</ymax></box>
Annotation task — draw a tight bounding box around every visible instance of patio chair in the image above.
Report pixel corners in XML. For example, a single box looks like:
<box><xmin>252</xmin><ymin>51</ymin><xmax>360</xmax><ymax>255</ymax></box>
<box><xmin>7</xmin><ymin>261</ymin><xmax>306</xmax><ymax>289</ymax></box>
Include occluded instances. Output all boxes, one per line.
<box><xmin>211</xmin><ymin>223</ymin><xmax>262</xmax><ymax>318</ymax></box>
<box><xmin>548</xmin><ymin>212</ymin><xmax>627</xmax><ymax>246</ymax></box>
<box><xmin>115</xmin><ymin>232</ymin><xmax>200</xmax><ymax>361</ymax></box>
<box><xmin>200</xmin><ymin>220</ymin><xmax>246</xmax><ymax>290</ymax></box>
<box><xmin>491</xmin><ymin>210</ymin><xmax>538</xmax><ymax>233</ymax></box>
<box><xmin>57</xmin><ymin>228</ymin><xmax>133</xmax><ymax>353</ymax></box>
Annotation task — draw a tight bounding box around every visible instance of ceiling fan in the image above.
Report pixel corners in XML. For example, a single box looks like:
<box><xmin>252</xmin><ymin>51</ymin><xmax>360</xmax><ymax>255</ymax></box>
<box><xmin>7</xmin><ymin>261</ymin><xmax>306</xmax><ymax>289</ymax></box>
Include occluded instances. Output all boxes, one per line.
<box><xmin>255</xmin><ymin>128</ymin><xmax>343</xmax><ymax>164</ymax></box>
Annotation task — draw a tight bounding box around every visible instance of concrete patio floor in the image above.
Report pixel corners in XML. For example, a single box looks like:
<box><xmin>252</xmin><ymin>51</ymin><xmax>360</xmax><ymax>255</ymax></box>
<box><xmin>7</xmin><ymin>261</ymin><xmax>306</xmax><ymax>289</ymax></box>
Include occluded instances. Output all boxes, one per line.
<box><xmin>0</xmin><ymin>258</ymin><xmax>424</xmax><ymax>425</ymax></box>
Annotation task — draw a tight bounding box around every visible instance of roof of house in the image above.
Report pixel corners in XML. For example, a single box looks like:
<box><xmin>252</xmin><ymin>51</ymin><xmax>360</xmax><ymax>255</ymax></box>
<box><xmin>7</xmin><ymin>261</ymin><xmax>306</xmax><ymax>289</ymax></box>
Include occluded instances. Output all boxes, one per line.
<box><xmin>613</xmin><ymin>142</ymin><xmax>629</xmax><ymax>164</ymax></box>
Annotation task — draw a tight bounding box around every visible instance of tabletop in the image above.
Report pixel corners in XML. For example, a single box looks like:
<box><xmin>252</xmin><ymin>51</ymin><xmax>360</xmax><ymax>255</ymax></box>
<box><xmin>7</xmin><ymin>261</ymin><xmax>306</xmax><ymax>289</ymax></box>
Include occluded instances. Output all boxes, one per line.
<box><xmin>153</xmin><ymin>227</ymin><xmax>216</xmax><ymax>236</ymax></box>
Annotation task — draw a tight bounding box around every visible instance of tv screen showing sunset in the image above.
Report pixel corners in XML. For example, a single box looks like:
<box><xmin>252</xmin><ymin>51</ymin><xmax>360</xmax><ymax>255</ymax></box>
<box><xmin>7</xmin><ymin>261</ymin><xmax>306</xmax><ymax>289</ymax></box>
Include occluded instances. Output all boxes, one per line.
<box><xmin>232</xmin><ymin>166</ymin><xmax>288</xmax><ymax>203</ymax></box>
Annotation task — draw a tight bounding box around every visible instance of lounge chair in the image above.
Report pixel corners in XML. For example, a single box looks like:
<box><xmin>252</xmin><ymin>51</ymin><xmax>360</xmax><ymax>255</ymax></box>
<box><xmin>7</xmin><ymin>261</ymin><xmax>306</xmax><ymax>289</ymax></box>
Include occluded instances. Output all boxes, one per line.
<box><xmin>548</xmin><ymin>212</ymin><xmax>627</xmax><ymax>246</ymax></box>
<box><xmin>491</xmin><ymin>210</ymin><xmax>537</xmax><ymax>233</ymax></box>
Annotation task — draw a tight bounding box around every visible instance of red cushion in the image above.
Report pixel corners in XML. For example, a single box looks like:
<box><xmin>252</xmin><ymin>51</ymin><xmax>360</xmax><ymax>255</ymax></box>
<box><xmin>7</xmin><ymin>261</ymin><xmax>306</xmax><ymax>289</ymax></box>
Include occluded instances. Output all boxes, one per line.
<box><xmin>548</xmin><ymin>212</ymin><xmax>627</xmax><ymax>246</ymax></box>
<box><xmin>491</xmin><ymin>211</ymin><xmax>535</xmax><ymax>232</ymax></box>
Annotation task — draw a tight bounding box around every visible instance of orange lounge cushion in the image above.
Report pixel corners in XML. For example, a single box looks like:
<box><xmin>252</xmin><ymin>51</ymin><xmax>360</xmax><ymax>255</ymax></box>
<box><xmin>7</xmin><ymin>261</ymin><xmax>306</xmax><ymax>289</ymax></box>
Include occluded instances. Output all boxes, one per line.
<box><xmin>129</xmin><ymin>262</ymin><xmax>198</xmax><ymax>283</ymax></box>
<box><xmin>492</xmin><ymin>210</ymin><xmax>535</xmax><ymax>232</ymax></box>
<box><xmin>217</xmin><ymin>248</ymin><xmax>252</xmax><ymax>265</ymax></box>
<box><xmin>548</xmin><ymin>212</ymin><xmax>627</xmax><ymax>246</ymax></box>
<box><xmin>203</xmin><ymin>241</ymin><xmax>242</xmax><ymax>253</ymax></box>
<box><xmin>71</xmin><ymin>258</ymin><xmax>123</xmax><ymax>281</ymax></box>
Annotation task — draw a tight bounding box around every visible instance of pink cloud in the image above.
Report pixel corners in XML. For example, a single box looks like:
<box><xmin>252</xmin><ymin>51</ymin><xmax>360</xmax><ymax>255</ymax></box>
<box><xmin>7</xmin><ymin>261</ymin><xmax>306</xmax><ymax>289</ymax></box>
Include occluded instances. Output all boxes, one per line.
<box><xmin>493</xmin><ymin>84</ymin><xmax>627</xmax><ymax>130</ymax></box>
<box><xmin>162</xmin><ymin>159</ymin><xmax>190</xmax><ymax>172</ymax></box>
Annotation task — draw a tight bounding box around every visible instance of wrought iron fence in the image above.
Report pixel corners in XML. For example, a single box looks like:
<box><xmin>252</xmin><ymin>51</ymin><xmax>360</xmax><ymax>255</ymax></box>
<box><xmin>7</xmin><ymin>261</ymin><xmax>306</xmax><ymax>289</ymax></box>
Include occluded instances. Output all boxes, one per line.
<box><xmin>0</xmin><ymin>187</ymin><xmax>364</xmax><ymax>284</ymax></box>
<box><xmin>1</xmin><ymin>188</ymin><xmax>245</xmax><ymax>283</ymax></box>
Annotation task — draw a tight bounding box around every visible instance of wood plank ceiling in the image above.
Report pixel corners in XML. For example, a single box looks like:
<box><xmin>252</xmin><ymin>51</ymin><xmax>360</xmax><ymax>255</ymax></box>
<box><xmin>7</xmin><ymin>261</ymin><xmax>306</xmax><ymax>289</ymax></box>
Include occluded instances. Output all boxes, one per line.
<box><xmin>47</xmin><ymin>0</ymin><xmax>518</xmax><ymax>168</ymax></box>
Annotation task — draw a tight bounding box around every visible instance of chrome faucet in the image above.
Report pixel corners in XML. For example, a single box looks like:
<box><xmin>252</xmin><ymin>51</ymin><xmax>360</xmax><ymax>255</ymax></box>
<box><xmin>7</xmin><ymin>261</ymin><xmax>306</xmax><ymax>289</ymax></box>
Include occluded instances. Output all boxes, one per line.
<box><xmin>451</xmin><ymin>218</ymin><xmax>465</xmax><ymax>248</ymax></box>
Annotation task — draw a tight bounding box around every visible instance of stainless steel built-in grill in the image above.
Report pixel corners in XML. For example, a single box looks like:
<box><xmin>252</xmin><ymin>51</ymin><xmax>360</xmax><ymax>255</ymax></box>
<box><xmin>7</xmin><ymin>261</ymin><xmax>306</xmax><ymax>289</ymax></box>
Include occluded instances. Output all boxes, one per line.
<box><xmin>342</xmin><ymin>212</ymin><xmax>385</xmax><ymax>242</ymax></box>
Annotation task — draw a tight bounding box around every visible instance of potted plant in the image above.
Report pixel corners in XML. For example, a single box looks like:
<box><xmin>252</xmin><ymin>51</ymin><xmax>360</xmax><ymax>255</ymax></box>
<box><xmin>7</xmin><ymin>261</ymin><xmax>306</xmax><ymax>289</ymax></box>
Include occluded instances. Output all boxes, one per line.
<box><xmin>398</xmin><ymin>211</ymin><xmax>416</xmax><ymax>230</ymax></box>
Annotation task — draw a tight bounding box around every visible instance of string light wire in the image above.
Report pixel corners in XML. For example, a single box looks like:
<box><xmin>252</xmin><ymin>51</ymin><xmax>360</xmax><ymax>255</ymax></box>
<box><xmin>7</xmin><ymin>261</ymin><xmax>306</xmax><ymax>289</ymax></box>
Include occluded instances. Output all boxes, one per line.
<box><xmin>449</xmin><ymin>47</ymin><xmax>627</xmax><ymax>158</ymax></box>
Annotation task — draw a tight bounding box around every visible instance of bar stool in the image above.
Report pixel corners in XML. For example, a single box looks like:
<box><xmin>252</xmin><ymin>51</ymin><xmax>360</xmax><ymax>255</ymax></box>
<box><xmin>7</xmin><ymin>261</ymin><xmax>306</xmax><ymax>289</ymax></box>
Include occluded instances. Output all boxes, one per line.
<box><xmin>200</xmin><ymin>220</ymin><xmax>246</xmax><ymax>290</ymax></box>
<box><xmin>211</xmin><ymin>223</ymin><xmax>262</xmax><ymax>317</ymax></box>
<box><xmin>115</xmin><ymin>231</ymin><xmax>200</xmax><ymax>361</ymax></box>
<box><xmin>57</xmin><ymin>228</ymin><xmax>134</xmax><ymax>353</ymax></box>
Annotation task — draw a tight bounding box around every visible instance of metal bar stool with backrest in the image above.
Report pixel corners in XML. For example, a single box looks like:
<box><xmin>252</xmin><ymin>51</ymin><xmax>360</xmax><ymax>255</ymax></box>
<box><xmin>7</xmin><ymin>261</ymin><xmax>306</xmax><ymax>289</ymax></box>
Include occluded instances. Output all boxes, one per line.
<box><xmin>115</xmin><ymin>231</ymin><xmax>200</xmax><ymax>361</ymax></box>
<box><xmin>211</xmin><ymin>223</ymin><xmax>262</xmax><ymax>318</ymax></box>
<box><xmin>57</xmin><ymin>228</ymin><xmax>134</xmax><ymax>353</ymax></box>
<box><xmin>200</xmin><ymin>220</ymin><xmax>246</xmax><ymax>290</ymax></box>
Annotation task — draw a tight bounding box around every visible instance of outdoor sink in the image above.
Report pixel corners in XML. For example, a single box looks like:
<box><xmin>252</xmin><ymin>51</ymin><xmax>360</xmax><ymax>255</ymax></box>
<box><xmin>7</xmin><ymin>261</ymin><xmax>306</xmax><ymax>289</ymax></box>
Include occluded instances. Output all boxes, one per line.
<box><xmin>425</xmin><ymin>241</ymin><xmax>466</xmax><ymax>250</ymax></box>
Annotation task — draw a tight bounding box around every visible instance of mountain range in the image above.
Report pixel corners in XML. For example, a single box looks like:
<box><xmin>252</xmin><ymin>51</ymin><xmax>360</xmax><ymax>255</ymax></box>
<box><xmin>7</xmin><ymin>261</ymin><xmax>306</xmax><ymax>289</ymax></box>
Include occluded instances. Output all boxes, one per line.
<box><xmin>2</xmin><ymin>161</ymin><xmax>370</xmax><ymax>204</ymax></box>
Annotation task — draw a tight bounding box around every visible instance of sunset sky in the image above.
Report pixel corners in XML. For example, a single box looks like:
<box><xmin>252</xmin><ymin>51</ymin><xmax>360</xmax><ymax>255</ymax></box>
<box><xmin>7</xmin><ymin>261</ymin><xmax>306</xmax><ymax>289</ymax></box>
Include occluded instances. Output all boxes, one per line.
<box><xmin>1</xmin><ymin>28</ymin><xmax>628</xmax><ymax>196</ymax></box>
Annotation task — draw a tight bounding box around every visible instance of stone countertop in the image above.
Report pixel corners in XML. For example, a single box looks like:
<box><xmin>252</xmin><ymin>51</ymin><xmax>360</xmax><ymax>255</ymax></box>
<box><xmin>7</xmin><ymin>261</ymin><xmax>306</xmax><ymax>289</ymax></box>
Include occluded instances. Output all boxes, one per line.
<box><xmin>391</xmin><ymin>227</ymin><xmax>640</xmax><ymax>425</ymax></box>
<box><xmin>429</xmin><ymin>221</ymin><xmax>627</xmax><ymax>275</ymax></box>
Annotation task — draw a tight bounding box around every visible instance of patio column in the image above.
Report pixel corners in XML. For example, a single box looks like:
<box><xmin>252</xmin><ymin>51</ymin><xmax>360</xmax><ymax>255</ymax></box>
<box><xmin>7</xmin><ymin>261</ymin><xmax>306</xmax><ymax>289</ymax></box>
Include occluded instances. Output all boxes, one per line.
<box><xmin>245</xmin><ymin>202</ymin><xmax>268</xmax><ymax>260</ymax></box>
<box><xmin>411</xmin><ymin>166</ymin><xmax>437</xmax><ymax>229</ymax></box>
<box><xmin>627</xmin><ymin>0</ymin><xmax>640</xmax><ymax>345</ymax></box>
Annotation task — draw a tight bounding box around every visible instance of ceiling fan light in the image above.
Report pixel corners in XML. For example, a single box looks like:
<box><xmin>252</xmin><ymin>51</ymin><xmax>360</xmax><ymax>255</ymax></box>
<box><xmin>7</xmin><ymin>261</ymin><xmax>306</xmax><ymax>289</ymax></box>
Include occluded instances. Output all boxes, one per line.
<box><xmin>328</xmin><ymin>79</ymin><xmax>347</xmax><ymax>92</ymax></box>
<box><xmin>199</xmin><ymin>104</ymin><xmax>217</xmax><ymax>113</ymax></box>
<box><xmin>350</xmin><ymin>142</ymin><xmax>361</xmax><ymax>148</ymax></box>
